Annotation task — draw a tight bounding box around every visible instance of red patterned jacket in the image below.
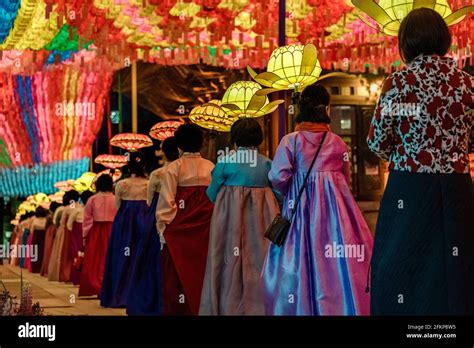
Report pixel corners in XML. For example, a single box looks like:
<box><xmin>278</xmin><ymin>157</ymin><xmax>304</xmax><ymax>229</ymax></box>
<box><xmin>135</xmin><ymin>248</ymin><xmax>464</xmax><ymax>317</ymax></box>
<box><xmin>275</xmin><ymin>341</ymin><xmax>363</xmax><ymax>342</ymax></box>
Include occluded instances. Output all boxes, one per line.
<box><xmin>368</xmin><ymin>55</ymin><xmax>472</xmax><ymax>174</ymax></box>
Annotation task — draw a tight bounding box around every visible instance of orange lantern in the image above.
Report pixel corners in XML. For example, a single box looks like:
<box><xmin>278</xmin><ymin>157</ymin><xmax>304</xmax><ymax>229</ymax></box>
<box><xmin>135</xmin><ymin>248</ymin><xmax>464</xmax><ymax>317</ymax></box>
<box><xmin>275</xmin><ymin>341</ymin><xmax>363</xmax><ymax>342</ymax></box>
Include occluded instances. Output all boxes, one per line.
<box><xmin>149</xmin><ymin>121</ymin><xmax>184</xmax><ymax>141</ymax></box>
<box><xmin>94</xmin><ymin>169</ymin><xmax>122</xmax><ymax>183</ymax></box>
<box><xmin>110</xmin><ymin>133</ymin><xmax>153</xmax><ymax>152</ymax></box>
<box><xmin>54</xmin><ymin>180</ymin><xmax>75</xmax><ymax>192</ymax></box>
<box><xmin>94</xmin><ymin>154</ymin><xmax>129</xmax><ymax>169</ymax></box>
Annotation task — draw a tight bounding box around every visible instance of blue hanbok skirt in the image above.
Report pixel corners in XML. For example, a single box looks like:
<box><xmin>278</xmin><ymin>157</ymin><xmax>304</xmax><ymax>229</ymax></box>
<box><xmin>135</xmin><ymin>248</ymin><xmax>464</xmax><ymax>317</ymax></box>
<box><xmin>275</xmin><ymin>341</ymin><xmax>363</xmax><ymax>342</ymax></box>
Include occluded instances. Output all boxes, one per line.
<box><xmin>100</xmin><ymin>200</ymin><xmax>148</xmax><ymax>308</ymax></box>
<box><xmin>126</xmin><ymin>193</ymin><xmax>163</xmax><ymax>315</ymax></box>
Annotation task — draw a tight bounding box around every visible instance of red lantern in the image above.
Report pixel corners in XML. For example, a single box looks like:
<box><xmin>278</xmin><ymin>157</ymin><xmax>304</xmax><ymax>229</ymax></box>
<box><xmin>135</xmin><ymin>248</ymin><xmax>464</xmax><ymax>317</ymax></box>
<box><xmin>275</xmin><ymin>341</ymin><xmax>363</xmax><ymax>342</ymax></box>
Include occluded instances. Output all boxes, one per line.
<box><xmin>94</xmin><ymin>154</ymin><xmax>129</xmax><ymax>169</ymax></box>
<box><xmin>149</xmin><ymin>120</ymin><xmax>184</xmax><ymax>141</ymax></box>
<box><xmin>110</xmin><ymin>133</ymin><xmax>153</xmax><ymax>152</ymax></box>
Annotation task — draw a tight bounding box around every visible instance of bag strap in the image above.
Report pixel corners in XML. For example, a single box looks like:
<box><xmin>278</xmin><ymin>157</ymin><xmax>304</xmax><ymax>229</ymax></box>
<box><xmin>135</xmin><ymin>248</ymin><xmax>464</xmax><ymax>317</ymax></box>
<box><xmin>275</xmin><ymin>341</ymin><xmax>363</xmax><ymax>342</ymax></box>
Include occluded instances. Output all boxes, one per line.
<box><xmin>290</xmin><ymin>131</ymin><xmax>327</xmax><ymax>220</ymax></box>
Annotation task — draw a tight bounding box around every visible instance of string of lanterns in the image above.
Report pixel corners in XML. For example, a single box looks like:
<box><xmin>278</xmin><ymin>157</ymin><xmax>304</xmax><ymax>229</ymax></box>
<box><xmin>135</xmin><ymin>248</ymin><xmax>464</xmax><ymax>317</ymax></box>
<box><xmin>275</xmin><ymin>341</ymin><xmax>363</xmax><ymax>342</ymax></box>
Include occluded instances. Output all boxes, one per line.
<box><xmin>0</xmin><ymin>1</ymin><xmax>469</xmax><ymax>73</ymax></box>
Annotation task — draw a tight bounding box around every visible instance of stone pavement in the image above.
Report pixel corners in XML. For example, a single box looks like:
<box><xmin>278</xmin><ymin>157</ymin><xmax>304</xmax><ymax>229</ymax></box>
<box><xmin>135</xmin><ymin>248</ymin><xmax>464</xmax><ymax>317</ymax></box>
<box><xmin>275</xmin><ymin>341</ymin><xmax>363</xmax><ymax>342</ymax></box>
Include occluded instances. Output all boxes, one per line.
<box><xmin>0</xmin><ymin>264</ymin><xmax>125</xmax><ymax>316</ymax></box>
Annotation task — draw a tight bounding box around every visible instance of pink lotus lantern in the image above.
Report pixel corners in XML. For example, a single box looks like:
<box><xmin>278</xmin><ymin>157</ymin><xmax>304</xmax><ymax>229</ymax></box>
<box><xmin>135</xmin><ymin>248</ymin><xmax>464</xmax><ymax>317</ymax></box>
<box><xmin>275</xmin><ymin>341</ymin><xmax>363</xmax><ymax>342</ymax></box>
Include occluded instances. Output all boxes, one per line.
<box><xmin>54</xmin><ymin>180</ymin><xmax>75</xmax><ymax>192</ymax></box>
<box><xmin>110</xmin><ymin>133</ymin><xmax>153</xmax><ymax>152</ymax></box>
<box><xmin>149</xmin><ymin>121</ymin><xmax>183</xmax><ymax>141</ymax></box>
<box><xmin>93</xmin><ymin>169</ymin><xmax>122</xmax><ymax>187</ymax></box>
<box><xmin>94</xmin><ymin>154</ymin><xmax>129</xmax><ymax>169</ymax></box>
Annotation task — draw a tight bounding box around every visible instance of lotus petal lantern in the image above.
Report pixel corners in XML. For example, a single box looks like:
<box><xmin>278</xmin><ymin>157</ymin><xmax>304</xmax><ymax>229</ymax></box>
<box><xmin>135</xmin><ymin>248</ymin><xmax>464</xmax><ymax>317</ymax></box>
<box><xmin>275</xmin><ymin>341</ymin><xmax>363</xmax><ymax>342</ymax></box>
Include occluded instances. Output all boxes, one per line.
<box><xmin>94</xmin><ymin>154</ymin><xmax>129</xmax><ymax>169</ymax></box>
<box><xmin>73</xmin><ymin>172</ymin><xmax>97</xmax><ymax>193</ymax></box>
<box><xmin>149</xmin><ymin>121</ymin><xmax>184</xmax><ymax>141</ymax></box>
<box><xmin>189</xmin><ymin>100</ymin><xmax>238</xmax><ymax>132</ymax></box>
<box><xmin>352</xmin><ymin>0</ymin><xmax>474</xmax><ymax>36</ymax></box>
<box><xmin>54</xmin><ymin>180</ymin><xmax>75</xmax><ymax>192</ymax></box>
<box><xmin>247</xmin><ymin>43</ymin><xmax>346</xmax><ymax>93</ymax></box>
<box><xmin>110</xmin><ymin>133</ymin><xmax>153</xmax><ymax>152</ymax></box>
<box><xmin>221</xmin><ymin>81</ymin><xmax>284</xmax><ymax>118</ymax></box>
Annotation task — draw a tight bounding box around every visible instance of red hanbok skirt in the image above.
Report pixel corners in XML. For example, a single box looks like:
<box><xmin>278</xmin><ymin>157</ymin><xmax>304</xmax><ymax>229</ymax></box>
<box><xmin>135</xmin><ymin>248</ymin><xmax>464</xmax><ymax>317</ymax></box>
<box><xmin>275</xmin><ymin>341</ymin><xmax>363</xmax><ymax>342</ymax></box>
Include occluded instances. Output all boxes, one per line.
<box><xmin>162</xmin><ymin>186</ymin><xmax>213</xmax><ymax>315</ymax></box>
<box><xmin>40</xmin><ymin>224</ymin><xmax>56</xmax><ymax>276</ymax></box>
<box><xmin>79</xmin><ymin>221</ymin><xmax>113</xmax><ymax>297</ymax></box>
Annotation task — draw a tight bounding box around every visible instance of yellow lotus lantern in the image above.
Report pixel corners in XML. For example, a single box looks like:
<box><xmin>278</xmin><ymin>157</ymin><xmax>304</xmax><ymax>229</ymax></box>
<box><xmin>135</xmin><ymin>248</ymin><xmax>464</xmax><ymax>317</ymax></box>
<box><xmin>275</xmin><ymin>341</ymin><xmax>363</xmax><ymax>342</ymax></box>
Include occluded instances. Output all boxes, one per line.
<box><xmin>189</xmin><ymin>100</ymin><xmax>238</xmax><ymax>132</ymax></box>
<box><xmin>18</xmin><ymin>201</ymin><xmax>36</xmax><ymax>215</ymax></box>
<box><xmin>73</xmin><ymin>172</ymin><xmax>97</xmax><ymax>193</ymax></box>
<box><xmin>33</xmin><ymin>193</ymin><xmax>50</xmax><ymax>209</ymax></box>
<box><xmin>221</xmin><ymin>81</ymin><xmax>284</xmax><ymax>118</ymax></box>
<box><xmin>247</xmin><ymin>44</ymin><xmax>346</xmax><ymax>93</ymax></box>
<box><xmin>352</xmin><ymin>0</ymin><xmax>474</xmax><ymax>36</ymax></box>
<box><xmin>49</xmin><ymin>191</ymin><xmax>65</xmax><ymax>204</ymax></box>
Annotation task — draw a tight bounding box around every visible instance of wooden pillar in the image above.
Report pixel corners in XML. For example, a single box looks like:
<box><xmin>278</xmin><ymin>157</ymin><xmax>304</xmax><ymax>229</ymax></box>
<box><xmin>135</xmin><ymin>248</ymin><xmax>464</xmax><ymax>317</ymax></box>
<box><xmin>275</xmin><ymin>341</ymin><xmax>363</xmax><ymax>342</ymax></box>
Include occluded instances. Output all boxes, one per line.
<box><xmin>131</xmin><ymin>61</ymin><xmax>138</xmax><ymax>133</ymax></box>
<box><xmin>277</xmin><ymin>0</ymin><xmax>286</xmax><ymax>142</ymax></box>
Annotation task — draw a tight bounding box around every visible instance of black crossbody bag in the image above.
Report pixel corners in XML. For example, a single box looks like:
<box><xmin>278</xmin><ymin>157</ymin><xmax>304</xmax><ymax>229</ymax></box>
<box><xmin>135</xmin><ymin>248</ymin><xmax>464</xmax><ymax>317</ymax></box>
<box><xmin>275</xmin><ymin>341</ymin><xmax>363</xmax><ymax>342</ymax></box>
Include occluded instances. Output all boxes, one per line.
<box><xmin>265</xmin><ymin>131</ymin><xmax>327</xmax><ymax>246</ymax></box>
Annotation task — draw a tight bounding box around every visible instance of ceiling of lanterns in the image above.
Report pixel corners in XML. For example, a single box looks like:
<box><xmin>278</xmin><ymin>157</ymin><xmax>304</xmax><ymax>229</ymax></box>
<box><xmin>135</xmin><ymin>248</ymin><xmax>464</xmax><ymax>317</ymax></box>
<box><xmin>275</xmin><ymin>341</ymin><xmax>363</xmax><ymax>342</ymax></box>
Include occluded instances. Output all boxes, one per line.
<box><xmin>0</xmin><ymin>0</ymin><xmax>471</xmax><ymax>73</ymax></box>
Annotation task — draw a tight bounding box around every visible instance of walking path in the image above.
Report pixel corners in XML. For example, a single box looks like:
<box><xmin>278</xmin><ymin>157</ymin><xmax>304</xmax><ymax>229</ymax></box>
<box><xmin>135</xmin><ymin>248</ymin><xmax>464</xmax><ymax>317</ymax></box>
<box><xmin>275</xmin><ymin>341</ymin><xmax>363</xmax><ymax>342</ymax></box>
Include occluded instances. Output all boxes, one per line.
<box><xmin>0</xmin><ymin>264</ymin><xmax>125</xmax><ymax>316</ymax></box>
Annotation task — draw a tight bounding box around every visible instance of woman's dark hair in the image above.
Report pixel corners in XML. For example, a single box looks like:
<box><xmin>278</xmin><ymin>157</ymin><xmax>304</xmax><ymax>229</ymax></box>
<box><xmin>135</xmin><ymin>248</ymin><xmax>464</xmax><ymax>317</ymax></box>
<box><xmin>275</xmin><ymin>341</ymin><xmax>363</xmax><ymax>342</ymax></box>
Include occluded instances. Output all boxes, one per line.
<box><xmin>95</xmin><ymin>174</ymin><xmax>114</xmax><ymax>192</ymax></box>
<box><xmin>35</xmin><ymin>207</ymin><xmax>49</xmax><ymax>218</ymax></box>
<box><xmin>296</xmin><ymin>84</ymin><xmax>331</xmax><ymax>124</ymax></box>
<box><xmin>174</xmin><ymin>123</ymin><xmax>203</xmax><ymax>152</ymax></box>
<box><xmin>398</xmin><ymin>8</ymin><xmax>451</xmax><ymax>63</ymax></box>
<box><xmin>80</xmin><ymin>190</ymin><xmax>94</xmax><ymax>205</ymax></box>
<box><xmin>162</xmin><ymin>136</ymin><xmax>179</xmax><ymax>161</ymax></box>
<box><xmin>49</xmin><ymin>201</ymin><xmax>61</xmax><ymax>213</ymax></box>
<box><xmin>128</xmin><ymin>152</ymin><xmax>146</xmax><ymax>177</ymax></box>
<box><xmin>230</xmin><ymin>118</ymin><xmax>263</xmax><ymax>147</ymax></box>
<box><xmin>62</xmin><ymin>190</ymin><xmax>80</xmax><ymax>206</ymax></box>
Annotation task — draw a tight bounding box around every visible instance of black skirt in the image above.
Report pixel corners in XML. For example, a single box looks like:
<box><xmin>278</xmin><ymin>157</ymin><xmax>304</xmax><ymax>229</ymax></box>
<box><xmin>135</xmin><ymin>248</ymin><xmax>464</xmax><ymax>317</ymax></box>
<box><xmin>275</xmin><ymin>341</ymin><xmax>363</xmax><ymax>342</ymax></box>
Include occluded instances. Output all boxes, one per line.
<box><xmin>370</xmin><ymin>170</ymin><xmax>474</xmax><ymax>315</ymax></box>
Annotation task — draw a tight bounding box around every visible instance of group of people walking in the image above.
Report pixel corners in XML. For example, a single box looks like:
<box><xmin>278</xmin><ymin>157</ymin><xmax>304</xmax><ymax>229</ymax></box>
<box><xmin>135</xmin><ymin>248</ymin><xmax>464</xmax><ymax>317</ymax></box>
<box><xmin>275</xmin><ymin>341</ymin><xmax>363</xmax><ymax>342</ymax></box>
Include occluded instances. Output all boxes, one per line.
<box><xmin>7</xmin><ymin>8</ymin><xmax>473</xmax><ymax>316</ymax></box>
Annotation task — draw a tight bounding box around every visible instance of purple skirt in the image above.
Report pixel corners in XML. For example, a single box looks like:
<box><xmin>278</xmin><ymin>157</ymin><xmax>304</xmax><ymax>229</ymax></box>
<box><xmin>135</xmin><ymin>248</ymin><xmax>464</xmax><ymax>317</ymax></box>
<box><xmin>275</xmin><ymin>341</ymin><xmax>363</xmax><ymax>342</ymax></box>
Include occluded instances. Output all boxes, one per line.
<box><xmin>262</xmin><ymin>171</ymin><xmax>374</xmax><ymax>315</ymax></box>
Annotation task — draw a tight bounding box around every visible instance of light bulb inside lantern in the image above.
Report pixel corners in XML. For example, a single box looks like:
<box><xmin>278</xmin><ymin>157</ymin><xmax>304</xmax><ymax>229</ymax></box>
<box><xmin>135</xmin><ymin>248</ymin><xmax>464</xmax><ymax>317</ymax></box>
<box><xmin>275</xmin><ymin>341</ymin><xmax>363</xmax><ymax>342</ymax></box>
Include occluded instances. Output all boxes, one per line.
<box><xmin>370</xmin><ymin>83</ymin><xmax>379</xmax><ymax>95</ymax></box>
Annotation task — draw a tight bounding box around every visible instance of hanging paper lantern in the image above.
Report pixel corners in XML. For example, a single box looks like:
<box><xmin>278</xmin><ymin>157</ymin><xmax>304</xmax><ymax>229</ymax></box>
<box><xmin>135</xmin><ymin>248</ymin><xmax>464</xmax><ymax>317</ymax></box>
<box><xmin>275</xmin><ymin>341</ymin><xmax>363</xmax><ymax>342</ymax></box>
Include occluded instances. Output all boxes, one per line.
<box><xmin>94</xmin><ymin>154</ymin><xmax>128</xmax><ymax>169</ymax></box>
<box><xmin>247</xmin><ymin>43</ymin><xmax>346</xmax><ymax>92</ymax></box>
<box><xmin>189</xmin><ymin>100</ymin><xmax>237</xmax><ymax>132</ymax></box>
<box><xmin>352</xmin><ymin>0</ymin><xmax>474</xmax><ymax>36</ymax></box>
<box><xmin>149</xmin><ymin>121</ymin><xmax>184</xmax><ymax>141</ymax></box>
<box><xmin>73</xmin><ymin>172</ymin><xmax>97</xmax><ymax>193</ymax></box>
<box><xmin>110</xmin><ymin>133</ymin><xmax>153</xmax><ymax>152</ymax></box>
<box><xmin>54</xmin><ymin>180</ymin><xmax>75</xmax><ymax>192</ymax></box>
<box><xmin>221</xmin><ymin>81</ymin><xmax>284</xmax><ymax>118</ymax></box>
<box><xmin>18</xmin><ymin>201</ymin><xmax>36</xmax><ymax>214</ymax></box>
<box><xmin>94</xmin><ymin>169</ymin><xmax>122</xmax><ymax>184</ymax></box>
<box><xmin>48</xmin><ymin>191</ymin><xmax>65</xmax><ymax>203</ymax></box>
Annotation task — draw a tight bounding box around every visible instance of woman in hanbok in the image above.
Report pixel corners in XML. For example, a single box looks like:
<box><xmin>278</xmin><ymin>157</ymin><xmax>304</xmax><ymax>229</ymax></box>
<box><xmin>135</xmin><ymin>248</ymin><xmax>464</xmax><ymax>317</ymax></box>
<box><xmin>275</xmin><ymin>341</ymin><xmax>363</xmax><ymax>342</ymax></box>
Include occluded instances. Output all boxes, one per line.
<box><xmin>8</xmin><ymin>221</ymin><xmax>20</xmax><ymax>266</ymax></box>
<box><xmin>127</xmin><ymin>137</ymin><xmax>179</xmax><ymax>315</ymax></box>
<box><xmin>10</xmin><ymin>213</ymin><xmax>31</xmax><ymax>267</ymax></box>
<box><xmin>48</xmin><ymin>190</ymin><xmax>80</xmax><ymax>281</ymax></box>
<box><xmin>261</xmin><ymin>84</ymin><xmax>374</xmax><ymax>315</ymax></box>
<box><xmin>79</xmin><ymin>175</ymin><xmax>117</xmax><ymax>297</ymax></box>
<box><xmin>200</xmin><ymin>119</ymin><xmax>280</xmax><ymax>315</ymax></box>
<box><xmin>100</xmin><ymin>153</ymin><xmax>149</xmax><ymax>308</ymax></box>
<box><xmin>67</xmin><ymin>191</ymin><xmax>93</xmax><ymax>285</ymax></box>
<box><xmin>18</xmin><ymin>212</ymin><xmax>34</xmax><ymax>269</ymax></box>
<box><xmin>41</xmin><ymin>202</ymin><xmax>60</xmax><ymax>276</ymax></box>
<box><xmin>368</xmin><ymin>9</ymin><xmax>474</xmax><ymax>315</ymax></box>
<box><xmin>157</xmin><ymin>124</ymin><xmax>214</xmax><ymax>315</ymax></box>
<box><xmin>28</xmin><ymin>207</ymin><xmax>49</xmax><ymax>273</ymax></box>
